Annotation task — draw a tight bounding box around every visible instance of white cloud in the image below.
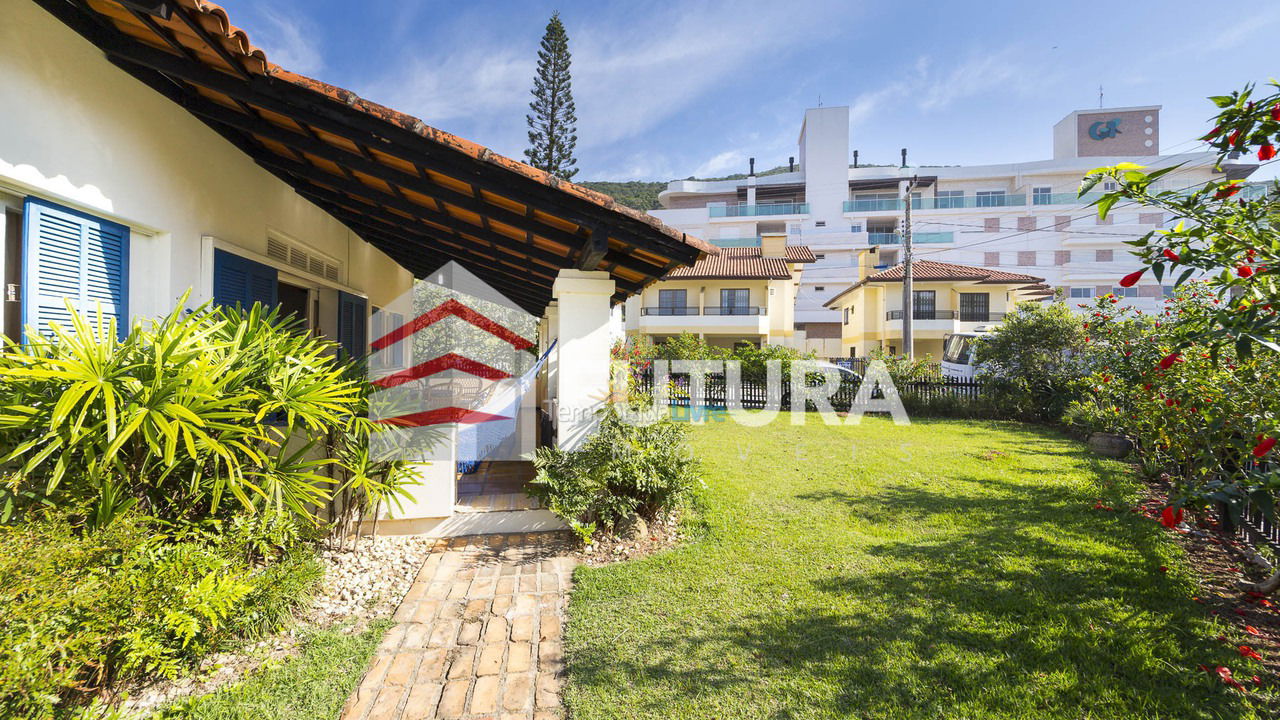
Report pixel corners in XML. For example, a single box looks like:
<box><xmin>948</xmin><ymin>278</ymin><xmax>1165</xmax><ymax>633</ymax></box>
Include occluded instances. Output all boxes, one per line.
<box><xmin>847</xmin><ymin>46</ymin><xmax>1049</xmax><ymax>126</ymax></box>
<box><xmin>361</xmin><ymin>0</ymin><xmax>847</xmax><ymax>162</ymax></box>
<box><xmin>251</xmin><ymin>7</ymin><xmax>324</xmax><ymax>76</ymax></box>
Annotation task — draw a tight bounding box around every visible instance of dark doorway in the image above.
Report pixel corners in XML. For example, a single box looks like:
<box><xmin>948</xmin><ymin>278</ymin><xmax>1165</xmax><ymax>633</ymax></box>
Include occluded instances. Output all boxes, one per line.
<box><xmin>277</xmin><ymin>281</ymin><xmax>310</xmax><ymax>330</ymax></box>
<box><xmin>3</xmin><ymin>210</ymin><xmax>22</xmax><ymax>343</ymax></box>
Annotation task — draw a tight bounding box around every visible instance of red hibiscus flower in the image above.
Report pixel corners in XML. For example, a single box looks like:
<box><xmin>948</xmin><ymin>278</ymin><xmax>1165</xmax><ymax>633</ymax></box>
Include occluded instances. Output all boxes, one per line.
<box><xmin>1218</xmin><ymin>666</ymin><xmax>1247</xmax><ymax>691</ymax></box>
<box><xmin>1245</xmin><ymin>625</ymin><xmax>1261</xmax><ymax>636</ymax></box>
<box><xmin>1228</xmin><ymin>130</ymin><xmax>1242</xmax><ymax>146</ymax></box>
<box><xmin>1215</xmin><ymin>184</ymin><xmax>1243</xmax><ymax>199</ymax></box>
<box><xmin>1238</xmin><ymin>265</ymin><xmax>1255</xmax><ymax>279</ymax></box>
<box><xmin>1119</xmin><ymin>268</ymin><xmax>1146</xmax><ymax>287</ymax></box>
<box><xmin>1261</xmin><ymin>144</ymin><xmax>1278</xmax><ymax>161</ymax></box>
<box><xmin>1273</xmin><ymin>104</ymin><xmax>1280</xmax><ymax>122</ymax></box>
<box><xmin>1162</xmin><ymin>248</ymin><xmax>1180</xmax><ymax>262</ymax></box>
<box><xmin>1240</xmin><ymin>646</ymin><xmax>1263</xmax><ymax>661</ymax></box>
<box><xmin>1159</xmin><ymin>352</ymin><xmax>1182</xmax><ymax>370</ymax></box>
<box><xmin>1254</xmin><ymin>437</ymin><xmax>1277</xmax><ymax>458</ymax></box>
<box><xmin>1160</xmin><ymin>506</ymin><xmax>1183</xmax><ymax>528</ymax></box>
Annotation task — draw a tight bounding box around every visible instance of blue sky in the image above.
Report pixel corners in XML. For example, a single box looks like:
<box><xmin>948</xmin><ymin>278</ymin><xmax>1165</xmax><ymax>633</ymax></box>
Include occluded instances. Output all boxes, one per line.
<box><xmin>214</xmin><ymin>0</ymin><xmax>1280</xmax><ymax>181</ymax></box>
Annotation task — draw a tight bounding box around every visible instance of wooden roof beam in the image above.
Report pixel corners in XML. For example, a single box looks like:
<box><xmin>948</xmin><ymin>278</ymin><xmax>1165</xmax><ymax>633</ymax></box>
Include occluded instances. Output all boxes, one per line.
<box><xmin>89</xmin><ymin>34</ymin><xmax>702</xmax><ymax>263</ymax></box>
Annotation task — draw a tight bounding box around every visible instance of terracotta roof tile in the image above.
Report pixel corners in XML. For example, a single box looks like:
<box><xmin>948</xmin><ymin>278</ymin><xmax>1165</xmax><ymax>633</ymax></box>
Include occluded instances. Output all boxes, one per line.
<box><xmin>664</xmin><ymin>245</ymin><xmax>814</xmax><ymax>280</ymax></box>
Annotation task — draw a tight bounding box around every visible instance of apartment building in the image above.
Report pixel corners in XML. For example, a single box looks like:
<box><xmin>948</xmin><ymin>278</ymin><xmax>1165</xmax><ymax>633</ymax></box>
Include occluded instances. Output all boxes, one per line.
<box><xmin>650</xmin><ymin>105</ymin><xmax>1260</xmax><ymax>355</ymax></box>
<box><xmin>623</xmin><ymin>233</ymin><xmax>814</xmax><ymax>348</ymax></box>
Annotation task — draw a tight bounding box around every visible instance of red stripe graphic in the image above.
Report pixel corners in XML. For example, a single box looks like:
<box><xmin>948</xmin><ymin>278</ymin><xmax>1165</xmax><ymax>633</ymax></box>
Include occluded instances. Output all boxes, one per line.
<box><xmin>376</xmin><ymin>406</ymin><xmax>511</xmax><ymax>427</ymax></box>
<box><xmin>373</xmin><ymin>352</ymin><xmax>511</xmax><ymax>389</ymax></box>
<box><xmin>371</xmin><ymin>298</ymin><xmax>534</xmax><ymax>352</ymax></box>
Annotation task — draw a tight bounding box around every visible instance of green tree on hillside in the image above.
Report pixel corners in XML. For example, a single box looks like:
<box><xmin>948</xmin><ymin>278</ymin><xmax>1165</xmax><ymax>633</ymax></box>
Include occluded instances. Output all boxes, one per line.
<box><xmin>524</xmin><ymin>13</ymin><xmax>578</xmax><ymax>180</ymax></box>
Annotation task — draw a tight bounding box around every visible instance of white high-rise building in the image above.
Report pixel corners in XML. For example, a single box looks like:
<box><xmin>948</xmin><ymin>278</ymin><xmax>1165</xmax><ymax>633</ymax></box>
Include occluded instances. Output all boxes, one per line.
<box><xmin>650</xmin><ymin>105</ymin><xmax>1259</xmax><ymax>355</ymax></box>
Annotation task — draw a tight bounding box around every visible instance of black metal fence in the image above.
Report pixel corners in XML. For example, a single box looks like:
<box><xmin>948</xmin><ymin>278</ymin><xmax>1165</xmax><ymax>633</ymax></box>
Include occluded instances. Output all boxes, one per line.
<box><xmin>1218</xmin><ymin>461</ymin><xmax>1280</xmax><ymax>554</ymax></box>
<box><xmin>631</xmin><ymin>370</ymin><xmax>983</xmax><ymax>413</ymax></box>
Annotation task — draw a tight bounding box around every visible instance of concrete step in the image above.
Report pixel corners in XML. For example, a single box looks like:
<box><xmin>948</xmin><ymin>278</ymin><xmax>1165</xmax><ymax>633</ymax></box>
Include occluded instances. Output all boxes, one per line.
<box><xmin>428</xmin><ymin>508</ymin><xmax>567</xmax><ymax>537</ymax></box>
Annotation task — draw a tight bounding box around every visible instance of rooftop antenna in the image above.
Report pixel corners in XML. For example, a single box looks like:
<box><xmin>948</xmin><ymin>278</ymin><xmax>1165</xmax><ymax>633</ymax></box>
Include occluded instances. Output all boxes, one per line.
<box><xmin>853</xmin><ymin>150</ymin><xmax>859</xmax><ymax>168</ymax></box>
<box><xmin>1099</xmin><ymin>85</ymin><xmax>1104</xmax><ymax>108</ymax></box>
<box><xmin>817</xmin><ymin>94</ymin><xmax>823</xmax><ymax>108</ymax></box>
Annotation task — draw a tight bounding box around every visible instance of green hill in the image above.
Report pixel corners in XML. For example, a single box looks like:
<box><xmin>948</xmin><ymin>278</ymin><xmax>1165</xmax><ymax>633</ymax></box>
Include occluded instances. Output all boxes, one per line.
<box><xmin>580</xmin><ymin>165</ymin><xmax>796</xmax><ymax>213</ymax></box>
<box><xmin>578</xmin><ymin>181</ymin><xmax>666</xmax><ymax>212</ymax></box>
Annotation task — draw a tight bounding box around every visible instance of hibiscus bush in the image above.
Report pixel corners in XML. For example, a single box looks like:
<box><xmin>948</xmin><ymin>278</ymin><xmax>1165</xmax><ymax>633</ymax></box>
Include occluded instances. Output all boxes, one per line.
<box><xmin>1071</xmin><ymin>285</ymin><xmax>1280</xmax><ymax>520</ymax></box>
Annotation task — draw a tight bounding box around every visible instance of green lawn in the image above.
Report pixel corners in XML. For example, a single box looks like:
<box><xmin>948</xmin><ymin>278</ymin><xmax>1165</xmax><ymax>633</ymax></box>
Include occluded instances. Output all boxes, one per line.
<box><xmin>156</xmin><ymin>622</ymin><xmax>389</xmax><ymax>720</ymax></box>
<box><xmin>564</xmin><ymin>416</ymin><xmax>1263</xmax><ymax>720</ymax></box>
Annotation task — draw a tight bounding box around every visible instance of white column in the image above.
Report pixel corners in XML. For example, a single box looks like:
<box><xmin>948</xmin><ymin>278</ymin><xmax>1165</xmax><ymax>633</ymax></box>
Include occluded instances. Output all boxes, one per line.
<box><xmin>552</xmin><ymin>269</ymin><xmax>615</xmax><ymax>450</ymax></box>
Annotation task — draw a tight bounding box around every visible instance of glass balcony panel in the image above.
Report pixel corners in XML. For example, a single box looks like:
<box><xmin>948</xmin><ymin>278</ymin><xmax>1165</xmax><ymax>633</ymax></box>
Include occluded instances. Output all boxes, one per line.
<box><xmin>709</xmin><ymin>203</ymin><xmax>809</xmax><ymax>217</ymax></box>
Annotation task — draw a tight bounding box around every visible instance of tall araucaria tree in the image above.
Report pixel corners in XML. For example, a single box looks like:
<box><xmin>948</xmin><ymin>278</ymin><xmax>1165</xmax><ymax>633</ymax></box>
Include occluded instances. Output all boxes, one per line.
<box><xmin>524</xmin><ymin>12</ymin><xmax>578</xmax><ymax>180</ymax></box>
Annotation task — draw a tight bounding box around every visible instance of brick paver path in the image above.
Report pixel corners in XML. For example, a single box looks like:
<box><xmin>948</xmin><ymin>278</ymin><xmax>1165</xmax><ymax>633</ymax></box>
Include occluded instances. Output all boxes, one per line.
<box><xmin>341</xmin><ymin>533</ymin><xmax>577</xmax><ymax>720</ymax></box>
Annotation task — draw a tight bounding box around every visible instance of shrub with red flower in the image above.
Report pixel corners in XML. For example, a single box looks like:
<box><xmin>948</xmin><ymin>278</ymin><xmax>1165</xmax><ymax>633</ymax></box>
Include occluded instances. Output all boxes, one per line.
<box><xmin>1067</xmin><ymin>288</ymin><xmax>1280</xmax><ymax>548</ymax></box>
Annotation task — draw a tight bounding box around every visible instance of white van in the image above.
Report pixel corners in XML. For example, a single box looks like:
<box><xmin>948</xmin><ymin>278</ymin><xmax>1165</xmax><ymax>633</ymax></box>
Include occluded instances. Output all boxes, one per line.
<box><xmin>941</xmin><ymin>328</ymin><xmax>995</xmax><ymax>380</ymax></box>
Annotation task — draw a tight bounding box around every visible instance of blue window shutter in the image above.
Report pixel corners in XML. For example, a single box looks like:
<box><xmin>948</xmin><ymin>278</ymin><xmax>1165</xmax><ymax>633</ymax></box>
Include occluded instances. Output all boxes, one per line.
<box><xmin>212</xmin><ymin>249</ymin><xmax>277</xmax><ymax>309</ymax></box>
<box><xmin>337</xmin><ymin>291</ymin><xmax>368</xmax><ymax>359</ymax></box>
<box><xmin>21</xmin><ymin>197</ymin><xmax>129</xmax><ymax>342</ymax></box>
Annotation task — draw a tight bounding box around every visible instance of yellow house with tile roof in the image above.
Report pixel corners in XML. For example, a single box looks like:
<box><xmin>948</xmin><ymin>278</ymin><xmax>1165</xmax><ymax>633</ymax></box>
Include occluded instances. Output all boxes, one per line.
<box><xmin>822</xmin><ymin>252</ymin><xmax>1053</xmax><ymax>358</ymax></box>
<box><xmin>623</xmin><ymin>233</ymin><xmax>815</xmax><ymax>349</ymax></box>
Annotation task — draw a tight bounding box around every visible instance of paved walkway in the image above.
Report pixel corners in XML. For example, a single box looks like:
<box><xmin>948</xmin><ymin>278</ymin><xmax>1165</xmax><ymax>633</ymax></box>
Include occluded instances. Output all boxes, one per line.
<box><xmin>341</xmin><ymin>533</ymin><xmax>578</xmax><ymax>720</ymax></box>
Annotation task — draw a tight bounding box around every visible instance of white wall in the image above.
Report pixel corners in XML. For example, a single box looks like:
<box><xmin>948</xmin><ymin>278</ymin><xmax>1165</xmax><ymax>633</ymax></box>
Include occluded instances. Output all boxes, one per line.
<box><xmin>799</xmin><ymin>106</ymin><xmax>851</xmax><ymax>221</ymax></box>
<box><xmin>0</xmin><ymin>1</ymin><xmax>412</xmax><ymax>321</ymax></box>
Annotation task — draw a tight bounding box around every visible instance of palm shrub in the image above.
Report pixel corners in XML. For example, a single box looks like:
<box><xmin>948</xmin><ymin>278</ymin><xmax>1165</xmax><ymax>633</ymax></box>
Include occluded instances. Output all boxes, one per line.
<box><xmin>0</xmin><ymin>300</ymin><xmax>359</xmax><ymax>527</ymax></box>
<box><xmin>324</xmin><ymin>371</ymin><xmax>426</xmax><ymax>550</ymax></box>
<box><xmin>529</xmin><ymin>407</ymin><xmax>701</xmax><ymax>543</ymax></box>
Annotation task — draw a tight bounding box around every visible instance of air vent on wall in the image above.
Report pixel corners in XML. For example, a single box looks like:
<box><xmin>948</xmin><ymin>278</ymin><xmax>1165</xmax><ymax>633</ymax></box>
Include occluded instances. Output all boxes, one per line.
<box><xmin>266</xmin><ymin>237</ymin><xmax>289</xmax><ymax>262</ymax></box>
<box><xmin>265</xmin><ymin>236</ymin><xmax>342</xmax><ymax>284</ymax></box>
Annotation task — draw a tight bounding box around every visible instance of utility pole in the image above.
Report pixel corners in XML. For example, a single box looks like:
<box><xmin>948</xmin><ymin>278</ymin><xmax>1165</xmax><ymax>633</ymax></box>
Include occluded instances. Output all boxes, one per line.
<box><xmin>901</xmin><ymin>174</ymin><xmax>918</xmax><ymax>359</ymax></box>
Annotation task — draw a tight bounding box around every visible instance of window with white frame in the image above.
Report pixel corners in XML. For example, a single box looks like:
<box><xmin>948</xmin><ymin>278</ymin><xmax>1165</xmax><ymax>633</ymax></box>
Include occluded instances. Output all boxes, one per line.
<box><xmin>1111</xmin><ymin>286</ymin><xmax>1139</xmax><ymax>298</ymax></box>
<box><xmin>975</xmin><ymin>190</ymin><xmax>1008</xmax><ymax>207</ymax></box>
<box><xmin>935</xmin><ymin>190</ymin><xmax>964</xmax><ymax>209</ymax></box>
<box><xmin>1032</xmin><ymin>186</ymin><xmax>1052</xmax><ymax>205</ymax></box>
<box><xmin>1069</xmin><ymin>287</ymin><xmax>1095</xmax><ymax>299</ymax></box>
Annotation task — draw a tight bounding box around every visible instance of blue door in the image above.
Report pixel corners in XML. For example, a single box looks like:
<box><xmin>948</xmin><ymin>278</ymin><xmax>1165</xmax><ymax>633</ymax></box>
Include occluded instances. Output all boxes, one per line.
<box><xmin>337</xmin><ymin>290</ymin><xmax>367</xmax><ymax>359</ymax></box>
<box><xmin>21</xmin><ymin>197</ymin><xmax>129</xmax><ymax>342</ymax></box>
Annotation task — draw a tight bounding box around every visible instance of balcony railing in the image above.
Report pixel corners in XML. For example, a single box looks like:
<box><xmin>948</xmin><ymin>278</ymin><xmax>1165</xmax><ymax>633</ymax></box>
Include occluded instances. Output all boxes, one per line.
<box><xmin>709</xmin><ymin>236</ymin><xmax>762</xmax><ymax>248</ymax></box>
<box><xmin>885</xmin><ymin>310</ymin><xmax>1008</xmax><ymax>322</ymax></box>
<box><xmin>888</xmin><ymin>310</ymin><xmax>958</xmax><ymax>320</ymax></box>
<box><xmin>867</xmin><ymin>231</ymin><xmax>954</xmax><ymax>246</ymax></box>
<box><xmin>844</xmin><ymin>198</ymin><xmax>901</xmax><ymax>212</ymax></box>
<box><xmin>1032</xmin><ymin>191</ymin><xmax>1106</xmax><ymax>205</ymax></box>
<box><xmin>703</xmin><ymin>306</ymin><xmax>764</xmax><ymax>316</ymax></box>
<box><xmin>642</xmin><ymin>306</ymin><xmax>700</xmax><ymax>316</ymax></box>
<box><xmin>709</xmin><ymin>202</ymin><xmax>809</xmax><ymax>218</ymax></box>
<box><xmin>847</xmin><ymin>195</ymin><xmax>1028</xmax><ymax>211</ymax></box>
<box><xmin>640</xmin><ymin>306</ymin><xmax>766</xmax><ymax>317</ymax></box>
<box><xmin>923</xmin><ymin>194</ymin><xmax>1026</xmax><ymax>209</ymax></box>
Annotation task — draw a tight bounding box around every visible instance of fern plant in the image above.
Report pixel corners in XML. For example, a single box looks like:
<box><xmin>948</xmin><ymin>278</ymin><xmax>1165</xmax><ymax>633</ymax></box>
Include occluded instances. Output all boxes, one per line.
<box><xmin>0</xmin><ymin>299</ymin><xmax>360</xmax><ymax>527</ymax></box>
